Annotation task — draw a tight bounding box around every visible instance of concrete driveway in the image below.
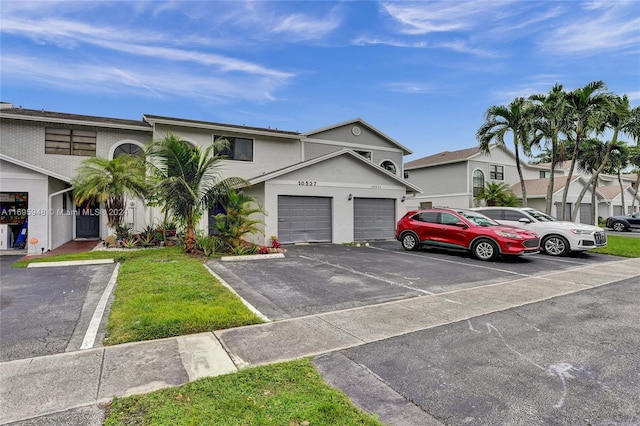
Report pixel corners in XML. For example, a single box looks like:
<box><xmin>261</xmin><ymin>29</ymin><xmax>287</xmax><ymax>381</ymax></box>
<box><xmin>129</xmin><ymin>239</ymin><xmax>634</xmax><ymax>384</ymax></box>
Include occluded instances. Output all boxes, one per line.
<box><xmin>206</xmin><ymin>241</ymin><xmax>620</xmax><ymax>320</ymax></box>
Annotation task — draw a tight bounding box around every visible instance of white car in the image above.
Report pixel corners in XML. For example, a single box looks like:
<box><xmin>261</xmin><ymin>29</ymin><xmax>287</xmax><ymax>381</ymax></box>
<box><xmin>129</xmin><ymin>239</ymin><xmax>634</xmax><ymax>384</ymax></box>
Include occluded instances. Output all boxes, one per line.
<box><xmin>473</xmin><ymin>207</ymin><xmax>607</xmax><ymax>256</ymax></box>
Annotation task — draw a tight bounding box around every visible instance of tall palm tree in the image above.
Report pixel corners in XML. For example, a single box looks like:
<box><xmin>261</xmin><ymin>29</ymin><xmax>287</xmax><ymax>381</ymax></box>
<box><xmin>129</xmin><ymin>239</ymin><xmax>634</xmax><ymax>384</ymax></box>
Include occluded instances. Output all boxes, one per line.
<box><xmin>560</xmin><ymin>80</ymin><xmax>610</xmax><ymax>220</ymax></box>
<box><xmin>146</xmin><ymin>134</ymin><xmax>247</xmax><ymax>254</ymax></box>
<box><xmin>571</xmin><ymin>95</ymin><xmax>640</xmax><ymax>221</ymax></box>
<box><xmin>609</xmin><ymin>142</ymin><xmax>630</xmax><ymax>211</ymax></box>
<box><xmin>576</xmin><ymin>138</ymin><xmax>607</xmax><ymax>224</ymax></box>
<box><xmin>477</xmin><ymin>97</ymin><xmax>536</xmax><ymax>207</ymax></box>
<box><xmin>530</xmin><ymin>84</ymin><xmax>570</xmax><ymax>214</ymax></box>
<box><xmin>629</xmin><ymin>146</ymin><xmax>640</xmax><ymax>211</ymax></box>
<box><xmin>71</xmin><ymin>155</ymin><xmax>147</xmax><ymax>230</ymax></box>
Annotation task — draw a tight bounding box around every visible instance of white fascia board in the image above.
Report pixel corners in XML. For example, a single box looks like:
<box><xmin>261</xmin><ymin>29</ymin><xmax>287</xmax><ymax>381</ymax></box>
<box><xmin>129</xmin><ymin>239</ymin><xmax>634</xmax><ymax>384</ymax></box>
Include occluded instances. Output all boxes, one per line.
<box><xmin>0</xmin><ymin>154</ymin><xmax>72</xmax><ymax>182</ymax></box>
<box><xmin>303</xmin><ymin>118</ymin><xmax>413</xmax><ymax>155</ymax></box>
<box><xmin>144</xmin><ymin>116</ymin><xmax>301</xmax><ymax>140</ymax></box>
<box><xmin>0</xmin><ymin>113</ymin><xmax>151</xmax><ymax>132</ymax></box>
<box><xmin>249</xmin><ymin>148</ymin><xmax>422</xmax><ymax>193</ymax></box>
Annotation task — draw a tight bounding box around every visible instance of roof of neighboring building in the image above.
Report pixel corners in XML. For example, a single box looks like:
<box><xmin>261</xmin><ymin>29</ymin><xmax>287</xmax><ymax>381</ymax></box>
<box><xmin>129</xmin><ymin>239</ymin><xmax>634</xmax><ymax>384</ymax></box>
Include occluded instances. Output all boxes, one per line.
<box><xmin>405</xmin><ymin>146</ymin><xmax>484</xmax><ymax>169</ymax></box>
<box><xmin>0</xmin><ymin>105</ymin><xmax>151</xmax><ymax>130</ymax></box>
<box><xmin>596</xmin><ymin>185</ymin><xmax>634</xmax><ymax>200</ymax></box>
<box><xmin>510</xmin><ymin>177</ymin><xmax>573</xmax><ymax>197</ymax></box>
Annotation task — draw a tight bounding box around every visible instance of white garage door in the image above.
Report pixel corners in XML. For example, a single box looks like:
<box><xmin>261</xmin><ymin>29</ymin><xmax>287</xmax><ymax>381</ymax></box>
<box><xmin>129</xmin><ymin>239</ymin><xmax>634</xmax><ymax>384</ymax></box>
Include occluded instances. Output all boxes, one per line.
<box><xmin>278</xmin><ymin>196</ymin><xmax>332</xmax><ymax>244</ymax></box>
<box><xmin>354</xmin><ymin>198</ymin><xmax>396</xmax><ymax>241</ymax></box>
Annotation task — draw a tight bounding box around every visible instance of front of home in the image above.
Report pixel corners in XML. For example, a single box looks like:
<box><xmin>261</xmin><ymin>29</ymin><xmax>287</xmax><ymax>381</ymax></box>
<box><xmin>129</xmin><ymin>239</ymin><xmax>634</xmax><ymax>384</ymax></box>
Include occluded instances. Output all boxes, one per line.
<box><xmin>0</xmin><ymin>103</ymin><xmax>420</xmax><ymax>253</ymax></box>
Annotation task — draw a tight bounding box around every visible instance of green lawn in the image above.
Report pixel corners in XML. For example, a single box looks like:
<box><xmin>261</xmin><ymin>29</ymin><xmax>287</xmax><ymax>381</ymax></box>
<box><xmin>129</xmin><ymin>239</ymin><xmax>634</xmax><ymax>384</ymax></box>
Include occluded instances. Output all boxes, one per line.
<box><xmin>592</xmin><ymin>234</ymin><xmax>640</xmax><ymax>258</ymax></box>
<box><xmin>104</xmin><ymin>358</ymin><xmax>382</xmax><ymax>426</ymax></box>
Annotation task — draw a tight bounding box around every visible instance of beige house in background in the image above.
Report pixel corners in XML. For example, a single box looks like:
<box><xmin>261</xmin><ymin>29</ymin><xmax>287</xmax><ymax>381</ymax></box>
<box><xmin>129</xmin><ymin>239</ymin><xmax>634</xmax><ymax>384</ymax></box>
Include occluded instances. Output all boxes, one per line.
<box><xmin>1</xmin><ymin>103</ymin><xmax>420</xmax><ymax>253</ymax></box>
<box><xmin>404</xmin><ymin>144</ymin><xmax>639</xmax><ymax>224</ymax></box>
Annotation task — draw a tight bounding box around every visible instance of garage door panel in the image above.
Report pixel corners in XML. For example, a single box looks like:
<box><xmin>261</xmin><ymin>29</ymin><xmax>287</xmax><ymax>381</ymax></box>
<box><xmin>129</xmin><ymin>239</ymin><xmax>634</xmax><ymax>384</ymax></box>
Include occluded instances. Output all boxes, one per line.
<box><xmin>278</xmin><ymin>196</ymin><xmax>332</xmax><ymax>243</ymax></box>
<box><xmin>354</xmin><ymin>198</ymin><xmax>395</xmax><ymax>241</ymax></box>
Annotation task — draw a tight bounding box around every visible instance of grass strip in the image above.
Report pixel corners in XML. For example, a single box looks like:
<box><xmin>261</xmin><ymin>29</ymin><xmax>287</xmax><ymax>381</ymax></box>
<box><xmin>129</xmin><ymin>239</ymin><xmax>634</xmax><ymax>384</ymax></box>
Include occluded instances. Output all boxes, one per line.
<box><xmin>104</xmin><ymin>358</ymin><xmax>382</xmax><ymax>426</ymax></box>
<box><xmin>103</xmin><ymin>248</ymin><xmax>262</xmax><ymax>344</ymax></box>
<box><xmin>592</xmin><ymin>234</ymin><xmax>640</xmax><ymax>258</ymax></box>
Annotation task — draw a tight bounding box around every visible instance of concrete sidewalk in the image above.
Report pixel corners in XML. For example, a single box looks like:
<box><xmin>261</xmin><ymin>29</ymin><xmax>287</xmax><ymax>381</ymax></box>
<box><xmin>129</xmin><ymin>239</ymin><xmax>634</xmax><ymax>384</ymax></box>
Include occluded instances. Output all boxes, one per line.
<box><xmin>1</xmin><ymin>257</ymin><xmax>638</xmax><ymax>424</ymax></box>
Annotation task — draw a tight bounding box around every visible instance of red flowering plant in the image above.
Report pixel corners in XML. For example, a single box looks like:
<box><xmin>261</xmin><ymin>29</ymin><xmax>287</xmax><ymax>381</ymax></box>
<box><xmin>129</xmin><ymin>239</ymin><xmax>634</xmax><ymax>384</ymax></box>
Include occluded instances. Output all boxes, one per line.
<box><xmin>270</xmin><ymin>236</ymin><xmax>281</xmax><ymax>249</ymax></box>
<box><xmin>258</xmin><ymin>246</ymin><xmax>270</xmax><ymax>254</ymax></box>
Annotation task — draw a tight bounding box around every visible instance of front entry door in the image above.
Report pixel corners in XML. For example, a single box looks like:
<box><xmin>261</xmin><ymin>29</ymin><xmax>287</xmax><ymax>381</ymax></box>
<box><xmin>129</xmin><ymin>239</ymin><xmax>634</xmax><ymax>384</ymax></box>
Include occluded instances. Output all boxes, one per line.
<box><xmin>76</xmin><ymin>201</ymin><xmax>100</xmax><ymax>238</ymax></box>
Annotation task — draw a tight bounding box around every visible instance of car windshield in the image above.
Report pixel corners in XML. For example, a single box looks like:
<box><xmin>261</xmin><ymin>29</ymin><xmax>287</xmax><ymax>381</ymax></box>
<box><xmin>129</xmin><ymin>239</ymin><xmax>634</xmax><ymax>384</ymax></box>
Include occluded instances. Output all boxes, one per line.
<box><xmin>525</xmin><ymin>208</ymin><xmax>557</xmax><ymax>222</ymax></box>
<box><xmin>458</xmin><ymin>210</ymin><xmax>499</xmax><ymax>227</ymax></box>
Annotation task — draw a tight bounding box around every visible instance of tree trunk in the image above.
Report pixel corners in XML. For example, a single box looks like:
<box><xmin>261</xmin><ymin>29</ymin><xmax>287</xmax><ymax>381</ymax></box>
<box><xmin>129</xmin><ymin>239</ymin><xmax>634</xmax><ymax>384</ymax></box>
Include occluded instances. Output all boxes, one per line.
<box><xmin>618</xmin><ymin>168</ymin><xmax>625</xmax><ymax>215</ymax></box>
<box><xmin>514</xmin><ymin>141</ymin><xmax>527</xmax><ymax>207</ymax></box>
<box><xmin>571</xmin><ymin>130</ymin><xmax>618</xmax><ymax>222</ymax></box>
<box><xmin>632</xmin><ymin>172</ymin><xmax>640</xmax><ymax>211</ymax></box>
<box><xmin>545</xmin><ymin>135</ymin><xmax>557</xmax><ymax>214</ymax></box>
<box><xmin>561</xmin><ymin>140</ymin><xmax>581</xmax><ymax>221</ymax></box>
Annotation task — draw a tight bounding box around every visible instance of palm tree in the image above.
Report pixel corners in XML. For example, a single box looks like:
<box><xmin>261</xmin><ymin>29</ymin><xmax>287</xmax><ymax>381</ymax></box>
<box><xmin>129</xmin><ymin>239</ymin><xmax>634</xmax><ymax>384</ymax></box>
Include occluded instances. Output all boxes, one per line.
<box><xmin>213</xmin><ymin>190</ymin><xmax>266</xmax><ymax>251</ymax></box>
<box><xmin>477</xmin><ymin>97</ymin><xmax>536</xmax><ymax>207</ymax></box>
<box><xmin>530</xmin><ymin>84</ymin><xmax>570</xmax><ymax>214</ymax></box>
<box><xmin>571</xmin><ymin>95</ymin><xmax>640</xmax><ymax>221</ymax></box>
<box><xmin>630</xmin><ymin>146</ymin><xmax>640</xmax><ymax>211</ymax></box>
<box><xmin>146</xmin><ymin>134</ymin><xmax>247</xmax><ymax>254</ymax></box>
<box><xmin>475</xmin><ymin>182</ymin><xmax>520</xmax><ymax>206</ymax></box>
<box><xmin>609</xmin><ymin>142</ymin><xmax>630</xmax><ymax>211</ymax></box>
<box><xmin>576</xmin><ymin>138</ymin><xmax>607</xmax><ymax>224</ymax></box>
<box><xmin>71</xmin><ymin>155</ymin><xmax>147</xmax><ymax>230</ymax></box>
<box><xmin>560</xmin><ymin>81</ymin><xmax>610</xmax><ymax>220</ymax></box>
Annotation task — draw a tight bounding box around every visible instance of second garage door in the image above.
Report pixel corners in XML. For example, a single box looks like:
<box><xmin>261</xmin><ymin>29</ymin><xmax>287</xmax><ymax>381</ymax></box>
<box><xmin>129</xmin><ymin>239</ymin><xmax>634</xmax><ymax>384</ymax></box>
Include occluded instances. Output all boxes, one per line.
<box><xmin>354</xmin><ymin>198</ymin><xmax>396</xmax><ymax>241</ymax></box>
<box><xmin>278</xmin><ymin>196</ymin><xmax>332</xmax><ymax>244</ymax></box>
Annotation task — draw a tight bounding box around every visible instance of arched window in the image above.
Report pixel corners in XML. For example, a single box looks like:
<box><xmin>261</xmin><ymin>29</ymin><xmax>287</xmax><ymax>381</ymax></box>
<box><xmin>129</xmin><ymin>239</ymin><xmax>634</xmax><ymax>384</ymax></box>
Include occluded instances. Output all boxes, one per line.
<box><xmin>473</xmin><ymin>169</ymin><xmax>485</xmax><ymax>197</ymax></box>
<box><xmin>113</xmin><ymin>143</ymin><xmax>144</xmax><ymax>158</ymax></box>
<box><xmin>380</xmin><ymin>160</ymin><xmax>397</xmax><ymax>174</ymax></box>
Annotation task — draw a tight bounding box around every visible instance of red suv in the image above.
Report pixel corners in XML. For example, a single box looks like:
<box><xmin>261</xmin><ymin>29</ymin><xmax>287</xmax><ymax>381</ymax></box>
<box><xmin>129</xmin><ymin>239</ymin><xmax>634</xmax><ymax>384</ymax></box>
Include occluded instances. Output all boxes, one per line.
<box><xmin>396</xmin><ymin>208</ymin><xmax>540</xmax><ymax>261</ymax></box>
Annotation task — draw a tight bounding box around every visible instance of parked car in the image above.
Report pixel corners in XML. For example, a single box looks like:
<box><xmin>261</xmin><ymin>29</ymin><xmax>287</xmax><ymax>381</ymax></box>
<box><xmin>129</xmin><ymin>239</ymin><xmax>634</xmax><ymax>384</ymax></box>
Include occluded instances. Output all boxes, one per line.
<box><xmin>395</xmin><ymin>208</ymin><xmax>540</xmax><ymax>261</ymax></box>
<box><xmin>605</xmin><ymin>212</ymin><xmax>640</xmax><ymax>232</ymax></box>
<box><xmin>474</xmin><ymin>207</ymin><xmax>607</xmax><ymax>256</ymax></box>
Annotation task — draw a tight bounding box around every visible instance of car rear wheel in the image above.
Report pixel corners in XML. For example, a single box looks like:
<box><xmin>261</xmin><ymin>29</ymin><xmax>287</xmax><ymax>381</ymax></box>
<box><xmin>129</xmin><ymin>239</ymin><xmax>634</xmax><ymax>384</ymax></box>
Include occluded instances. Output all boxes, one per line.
<box><xmin>542</xmin><ymin>235</ymin><xmax>570</xmax><ymax>256</ymax></box>
<box><xmin>472</xmin><ymin>239</ymin><xmax>498</xmax><ymax>261</ymax></box>
<box><xmin>401</xmin><ymin>233</ymin><xmax>420</xmax><ymax>251</ymax></box>
<box><xmin>611</xmin><ymin>221</ymin><xmax>628</xmax><ymax>232</ymax></box>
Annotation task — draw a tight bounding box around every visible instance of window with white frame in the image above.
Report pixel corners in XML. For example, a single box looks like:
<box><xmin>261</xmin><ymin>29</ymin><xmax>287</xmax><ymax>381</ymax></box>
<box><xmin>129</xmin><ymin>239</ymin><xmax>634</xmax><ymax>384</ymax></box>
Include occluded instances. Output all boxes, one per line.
<box><xmin>113</xmin><ymin>143</ymin><xmax>144</xmax><ymax>158</ymax></box>
<box><xmin>490</xmin><ymin>165</ymin><xmax>504</xmax><ymax>180</ymax></box>
<box><xmin>473</xmin><ymin>169</ymin><xmax>485</xmax><ymax>196</ymax></box>
<box><xmin>214</xmin><ymin>135</ymin><xmax>253</xmax><ymax>161</ymax></box>
<box><xmin>380</xmin><ymin>160</ymin><xmax>397</xmax><ymax>174</ymax></box>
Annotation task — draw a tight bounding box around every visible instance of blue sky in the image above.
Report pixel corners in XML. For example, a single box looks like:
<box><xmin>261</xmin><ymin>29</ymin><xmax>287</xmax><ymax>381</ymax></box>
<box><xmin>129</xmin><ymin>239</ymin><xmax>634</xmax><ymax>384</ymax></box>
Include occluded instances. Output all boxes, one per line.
<box><xmin>1</xmin><ymin>0</ymin><xmax>639</xmax><ymax>161</ymax></box>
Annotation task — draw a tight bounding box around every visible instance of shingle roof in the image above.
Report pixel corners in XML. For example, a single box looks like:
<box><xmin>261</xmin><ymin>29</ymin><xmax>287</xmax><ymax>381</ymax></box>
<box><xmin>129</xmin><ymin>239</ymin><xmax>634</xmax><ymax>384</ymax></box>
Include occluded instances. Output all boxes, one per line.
<box><xmin>405</xmin><ymin>146</ymin><xmax>483</xmax><ymax>169</ymax></box>
<box><xmin>0</xmin><ymin>106</ymin><xmax>150</xmax><ymax>128</ymax></box>
<box><xmin>510</xmin><ymin>178</ymin><xmax>567</xmax><ymax>197</ymax></box>
<box><xmin>597</xmin><ymin>185</ymin><xmax>625</xmax><ymax>200</ymax></box>
<box><xmin>143</xmin><ymin>114</ymin><xmax>300</xmax><ymax>136</ymax></box>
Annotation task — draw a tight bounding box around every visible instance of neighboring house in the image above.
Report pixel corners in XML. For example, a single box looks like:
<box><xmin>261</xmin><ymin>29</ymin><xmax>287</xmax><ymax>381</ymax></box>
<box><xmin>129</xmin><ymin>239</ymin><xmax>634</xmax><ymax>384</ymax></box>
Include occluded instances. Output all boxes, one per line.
<box><xmin>0</xmin><ymin>103</ymin><xmax>420</xmax><ymax>253</ymax></box>
<box><xmin>403</xmin><ymin>144</ymin><xmax>563</xmax><ymax>211</ymax></box>
<box><xmin>403</xmin><ymin>143</ymin><xmax>639</xmax><ymax>224</ymax></box>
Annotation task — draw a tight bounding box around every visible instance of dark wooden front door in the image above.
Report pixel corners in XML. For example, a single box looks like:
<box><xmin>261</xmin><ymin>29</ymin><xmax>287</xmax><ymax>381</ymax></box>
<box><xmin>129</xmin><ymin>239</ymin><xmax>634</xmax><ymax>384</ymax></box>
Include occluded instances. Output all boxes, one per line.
<box><xmin>76</xmin><ymin>201</ymin><xmax>100</xmax><ymax>238</ymax></box>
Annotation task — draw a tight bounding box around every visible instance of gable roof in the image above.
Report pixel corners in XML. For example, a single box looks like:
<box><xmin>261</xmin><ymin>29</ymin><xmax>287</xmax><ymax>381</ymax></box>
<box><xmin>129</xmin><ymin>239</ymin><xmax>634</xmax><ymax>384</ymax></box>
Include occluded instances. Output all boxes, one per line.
<box><xmin>303</xmin><ymin>118</ymin><xmax>413</xmax><ymax>155</ymax></box>
<box><xmin>0</xmin><ymin>106</ymin><xmax>151</xmax><ymax>131</ymax></box>
<box><xmin>248</xmin><ymin>148</ymin><xmax>422</xmax><ymax>193</ymax></box>
<box><xmin>0</xmin><ymin>154</ymin><xmax>72</xmax><ymax>182</ymax></box>
<box><xmin>510</xmin><ymin>177</ymin><xmax>579</xmax><ymax>198</ymax></box>
<box><xmin>405</xmin><ymin>146</ymin><xmax>491</xmax><ymax>169</ymax></box>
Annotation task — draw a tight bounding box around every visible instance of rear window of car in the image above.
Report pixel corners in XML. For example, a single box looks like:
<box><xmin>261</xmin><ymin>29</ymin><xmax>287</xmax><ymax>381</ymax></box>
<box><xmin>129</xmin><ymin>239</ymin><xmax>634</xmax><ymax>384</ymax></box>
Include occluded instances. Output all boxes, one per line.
<box><xmin>478</xmin><ymin>209</ymin><xmax>503</xmax><ymax>220</ymax></box>
<box><xmin>414</xmin><ymin>212</ymin><xmax>438</xmax><ymax>223</ymax></box>
<box><xmin>504</xmin><ymin>210</ymin><xmax>527</xmax><ymax>221</ymax></box>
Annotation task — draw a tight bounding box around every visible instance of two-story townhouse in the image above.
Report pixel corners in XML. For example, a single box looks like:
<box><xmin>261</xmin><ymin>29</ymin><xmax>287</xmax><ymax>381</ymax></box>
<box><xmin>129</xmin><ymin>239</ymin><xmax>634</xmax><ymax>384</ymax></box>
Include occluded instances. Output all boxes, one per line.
<box><xmin>403</xmin><ymin>144</ymin><xmax>639</xmax><ymax>224</ymax></box>
<box><xmin>403</xmin><ymin>144</ymin><xmax>563</xmax><ymax>210</ymax></box>
<box><xmin>1</xmin><ymin>104</ymin><xmax>420</xmax><ymax>253</ymax></box>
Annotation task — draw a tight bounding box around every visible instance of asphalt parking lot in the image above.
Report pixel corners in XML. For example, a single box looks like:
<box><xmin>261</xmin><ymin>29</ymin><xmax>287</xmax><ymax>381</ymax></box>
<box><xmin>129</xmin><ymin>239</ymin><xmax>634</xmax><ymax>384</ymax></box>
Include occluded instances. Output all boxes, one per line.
<box><xmin>207</xmin><ymin>241</ymin><xmax>621</xmax><ymax>320</ymax></box>
<box><xmin>0</xmin><ymin>256</ymin><xmax>116</xmax><ymax>362</ymax></box>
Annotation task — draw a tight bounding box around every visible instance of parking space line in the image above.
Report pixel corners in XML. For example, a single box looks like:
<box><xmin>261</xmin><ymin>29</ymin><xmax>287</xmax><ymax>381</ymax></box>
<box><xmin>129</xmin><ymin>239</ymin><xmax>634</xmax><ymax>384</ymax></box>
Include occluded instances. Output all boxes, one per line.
<box><xmin>298</xmin><ymin>255</ymin><xmax>434</xmax><ymax>295</ymax></box>
<box><xmin>369</xmin><ymin>246</ymin><xmax>532</xmax><ymax>278</ymax></box>
<box><xmin>80</xmin><ymin>263</ymin><xmax>119</xmax><ymax>350</ymax></box>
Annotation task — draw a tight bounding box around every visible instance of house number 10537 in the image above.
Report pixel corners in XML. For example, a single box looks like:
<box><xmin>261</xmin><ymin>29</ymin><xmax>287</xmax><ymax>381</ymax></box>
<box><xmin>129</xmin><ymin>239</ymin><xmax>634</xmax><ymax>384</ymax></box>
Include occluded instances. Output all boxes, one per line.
<box><xmin>298</xmin><ymin>180</ymin><xmax>317</xmax><ymax>186</ymax></box>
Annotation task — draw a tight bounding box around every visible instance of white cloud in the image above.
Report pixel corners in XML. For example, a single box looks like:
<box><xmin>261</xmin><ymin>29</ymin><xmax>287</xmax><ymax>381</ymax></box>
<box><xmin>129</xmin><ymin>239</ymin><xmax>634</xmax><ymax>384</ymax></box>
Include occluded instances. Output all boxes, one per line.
<box><xmin>384</xmin><ymin>82</ymin><xmax>432</xmax><ymax>94</ymax></box>
<box><xmin>271</xmin><ymin>11</ymin><xmax>342</xmax><ymax>40</ymax></box>
<box><xmin>352</xmin><ymin>36</ymin><xmax>427</xmax><ymax>48</ymax></box>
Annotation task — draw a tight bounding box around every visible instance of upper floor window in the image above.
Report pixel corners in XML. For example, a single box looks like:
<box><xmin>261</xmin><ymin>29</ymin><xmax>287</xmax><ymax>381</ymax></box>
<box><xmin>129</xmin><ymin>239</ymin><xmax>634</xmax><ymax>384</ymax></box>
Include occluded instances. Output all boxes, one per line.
<box><xmin>380</xmin><ymin>160</ymin><xmax>397</xmax><ymax>174</ymax></box>
<box><xmin>45</xmin><ymin>128</ymin><xmax>96</xmax><ymax>156</ymax></box>
<box><xmin>214</xmin><ymin>135</ymin><xmax>253</xmax><ymax>161</ymax></box>
<box><xmin>489</xmin><ymin>165</ymin><xmax>504</xmax><ymax>180</ymax></box>
<box><xmin>404</xmin><ymin>171</ymin><xmax>410</xmax><ymax>179</ymax></box>
<box><xmin>472</xmin><ymin>169</ymin><xmax>485</xmax><ymax>197</ymax></box>
<box><xmin>539</xmin><ymin>170</ymin><xmax>550</xmax><ymax>178</ymax></box>
<box><xmin>113</xmin><ymin>143</ymin><xmax>143</xmax><ymax>158</ymax></box>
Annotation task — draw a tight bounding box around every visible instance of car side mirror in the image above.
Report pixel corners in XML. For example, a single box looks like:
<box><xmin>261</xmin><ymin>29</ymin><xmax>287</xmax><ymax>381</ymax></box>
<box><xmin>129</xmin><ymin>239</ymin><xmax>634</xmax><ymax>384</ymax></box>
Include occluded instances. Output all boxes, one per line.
<box><xmin>518</xmin><ymin>218</ymin><xmax>532</xmax><ymax>224</ymax></box>
<box><xmin>455</xmin><ymin>221</ymin><xmax>469</xmax><ymax>228</ymax></box>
